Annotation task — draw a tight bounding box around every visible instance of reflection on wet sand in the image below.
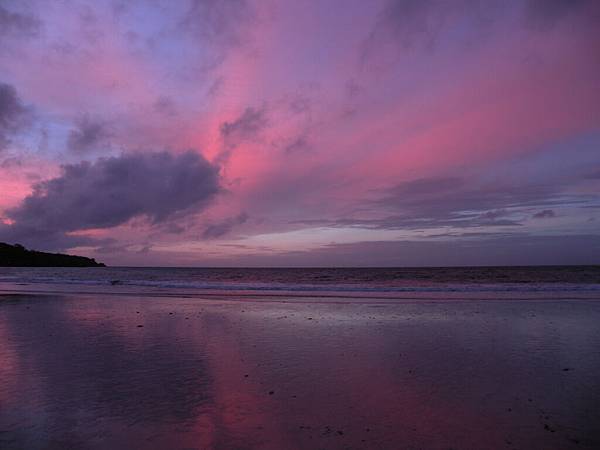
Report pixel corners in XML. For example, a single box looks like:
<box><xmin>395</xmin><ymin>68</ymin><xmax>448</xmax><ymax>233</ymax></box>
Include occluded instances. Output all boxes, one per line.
<box><xmin>1</xmin><ymin>294</ymin><xmax>600</xmax><ymax>449</ymax></box>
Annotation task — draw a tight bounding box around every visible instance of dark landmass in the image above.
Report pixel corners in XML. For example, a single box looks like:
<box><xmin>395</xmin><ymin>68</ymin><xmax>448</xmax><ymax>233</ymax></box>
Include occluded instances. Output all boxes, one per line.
<box><xmin>0</xmin><ymin>242</ymin><xmax>105</xmax><ymax>267</ymax></box>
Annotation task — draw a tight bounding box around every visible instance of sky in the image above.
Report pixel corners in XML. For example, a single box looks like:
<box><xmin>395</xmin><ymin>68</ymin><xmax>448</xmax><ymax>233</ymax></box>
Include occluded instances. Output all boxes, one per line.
<box><xmin>0</xmin><ymin>0</ymin><xmax>599</xmax><ymax>267</ymax></box>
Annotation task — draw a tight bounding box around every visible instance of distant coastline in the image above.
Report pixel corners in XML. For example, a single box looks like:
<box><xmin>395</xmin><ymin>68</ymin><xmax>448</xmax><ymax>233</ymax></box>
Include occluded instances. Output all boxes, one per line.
<box><xmin>0</xmin><ymin>243</ymin><xmax>105</xmax><ymax>267</ymax></box>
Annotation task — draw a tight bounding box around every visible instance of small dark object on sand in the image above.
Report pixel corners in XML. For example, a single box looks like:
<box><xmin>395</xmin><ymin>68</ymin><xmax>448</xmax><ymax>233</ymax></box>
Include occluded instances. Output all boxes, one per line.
<box><xmin>268</xmin><ymin>391</ymin><xmax>274</xmax><ymax>395</ymax></box>
<box><xmin>137</xmin><ymin>325</ymin><xmax>144</xmax><ymax>328</ymax></box>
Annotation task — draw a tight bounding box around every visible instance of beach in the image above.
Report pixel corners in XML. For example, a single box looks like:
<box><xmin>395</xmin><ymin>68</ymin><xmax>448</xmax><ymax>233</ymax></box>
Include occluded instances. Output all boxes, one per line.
<box><xmin>1</xmin><ymin>270</ymin><xmax>600</xmax><ymax>449</ymax></box>
<box><xmin>2</xmin><ymin>0</ymin><xmax>599</xmax><ymax>447</ymax></box>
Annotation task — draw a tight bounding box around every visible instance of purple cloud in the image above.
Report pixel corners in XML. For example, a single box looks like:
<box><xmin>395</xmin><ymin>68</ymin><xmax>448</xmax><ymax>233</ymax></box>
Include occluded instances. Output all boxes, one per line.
<box><xmin>67</xmin><ymin>115</ymin><xmax>112</xmax><ymax>153</ymax></box>
<box><xmin>0</xmin><ymin>82</ymin><xmax>30</xmax><ymax>150</ymax></box>
<box><xmin>202</xmin><ymin>212</ymin><xmax>248</xmax><ymax>239</ymax></box>
<box><xmin>0</xmin><ymin>4</ymin><xmax>40</xmax><ymax>39</ymax></box>
<box><xmin>220</xmin><ymin>107</ymin><xmax>268</xmax><ymax>144</ymax></box>
<box><xmin>181</xmin><ymin>0</ymin><xmax>253</xmax><ymax>46</ymax></box>
<box><xmin>533</xmin><ymin>209</ymin><xmax>555</xmax><ymax>219</ymax></box>
<box><xmin>1</xmin><ymin>151</ymin><xmax>221</xmax><ymax>249</ymax></box>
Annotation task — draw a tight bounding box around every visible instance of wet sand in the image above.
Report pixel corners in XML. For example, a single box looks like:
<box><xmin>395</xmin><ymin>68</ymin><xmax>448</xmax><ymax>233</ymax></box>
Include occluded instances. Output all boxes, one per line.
<box><xmin>1</xmin><ymin>293</ymin><xmax>599</xmax><ymax>449</ymax></box>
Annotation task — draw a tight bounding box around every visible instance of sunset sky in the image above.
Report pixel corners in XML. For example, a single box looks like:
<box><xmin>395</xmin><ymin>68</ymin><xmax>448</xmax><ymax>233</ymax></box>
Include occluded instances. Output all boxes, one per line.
<box><xmin>0</xmin><ymin>0</ymin><xmax>599</xmax><ymax>266</ymax></box>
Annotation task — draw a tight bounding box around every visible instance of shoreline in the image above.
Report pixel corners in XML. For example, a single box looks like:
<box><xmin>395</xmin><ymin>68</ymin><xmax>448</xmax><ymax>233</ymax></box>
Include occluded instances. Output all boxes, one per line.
<box><xmin>2</xmin><ymin>284</ymin><xmax>600</xmax><ymax>303</ymax></box>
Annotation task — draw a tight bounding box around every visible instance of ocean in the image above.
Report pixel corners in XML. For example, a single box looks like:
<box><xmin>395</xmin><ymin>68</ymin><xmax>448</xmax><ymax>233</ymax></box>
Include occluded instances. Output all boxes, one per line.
<box><xmin>1</xmin><ymin>265</ymin><xmax>600</xmax><ymax>300</ymax></box>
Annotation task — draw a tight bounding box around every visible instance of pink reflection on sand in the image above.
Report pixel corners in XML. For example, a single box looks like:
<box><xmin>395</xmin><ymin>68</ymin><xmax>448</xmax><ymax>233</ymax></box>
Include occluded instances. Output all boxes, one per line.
<box><xmin>1</xmin><ymin>294</ymin><xmax>599</xmax><ymax>448</ymax></box>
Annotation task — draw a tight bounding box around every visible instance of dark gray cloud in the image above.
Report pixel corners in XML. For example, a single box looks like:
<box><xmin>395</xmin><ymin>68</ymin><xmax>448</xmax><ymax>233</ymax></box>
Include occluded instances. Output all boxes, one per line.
<box><xmin>0</xmin><ymin>82</ymin><xmax>30</xmax><ymax>150</ymax></box>
<box><xmin>202</xmin><ymin>212</ymin><xmax>248</xmax><ymax>239</ymax></box>
<box><xmin>281</xmin><ymin>135</ymin><xmax>310</xmax><ymax>154</ymax></box>
<box><xmin>533</xmin><ymin>209</ymin><xmax>555</xmax><ymax>219</ymax></box>
<box><xmin>525</xmin><ymin>0</ymin><xmax>596</xmax><ymax>27</ymax></box>
<box><xmin>361</xmin><ymin>0</ymin><xmax>493</xmax><ymax>62</ymax></box>
<box><xmin>288</xmin><ymin>93</ymin><xmax>312</xmax><ymax>115</ymax></box>
<box><xmin>0</xmin><ymin>155</ymin><xmax>23</xmax><ymax>168</ymax></box>
<box><xmin>0</xmin><ymin>3</ymin><xmax>40</xmax><ymax>39</ymax></box>
<box><xmin>215</xmin><ymin>106</ymin><xmax>268</xmax><ymax>164</ymax></box>
<box><xmin>220</xmin><ymin>107</ymin><xmax>267</xmax><ymax>144</ymax></box>
<box><xmin>153</xmin><ymin>96</ymin><xmax>178</xmax><ymax>116</ymax></box>
<box><xmin>67</xmin><ymin>115</ymin><xmax>112</xmax><ymax>152</ymax></box>
<box><xmin>181</xmin><ymin>0</ymin><xmax>252</xmax><ymax>46</ymax></box>
<box><xmin>362</xmin><ymin>0</ymin><xmax>598</xmax><ymax>64</ymax></box>
<box><xmin>1</xmin><ymin>151</ymin><xmax>221</xmax><ymax>250</ymax></box>
<box><xmin>373</xmin><ymin>0</ymin><xmax>456</xmax><ymax>48</ymax></box>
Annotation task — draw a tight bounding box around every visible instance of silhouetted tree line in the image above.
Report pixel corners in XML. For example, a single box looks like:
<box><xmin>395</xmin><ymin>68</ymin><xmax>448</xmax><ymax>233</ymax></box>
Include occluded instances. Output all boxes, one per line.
<box><xmin>0</xmin><ymin>242</ymin><xmax>105</xmax><ymax>267</ymax></box>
